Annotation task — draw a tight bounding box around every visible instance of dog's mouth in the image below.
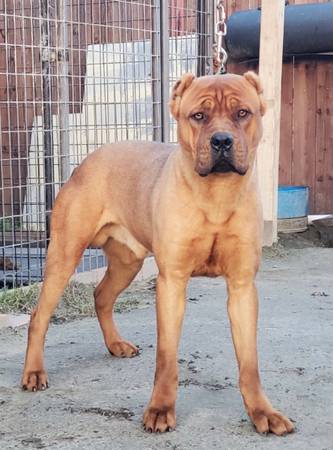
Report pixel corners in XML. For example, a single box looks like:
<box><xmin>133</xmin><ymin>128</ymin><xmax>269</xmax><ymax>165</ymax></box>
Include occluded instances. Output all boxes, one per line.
<box><xmin>198</xmin><ymin>158</ymin><xmax>247</xmax><ymax>177</ymax></box>
<box><xmin>212</xmin><ymin>158</ymin><xmax>247</xmax><ymax>176</ymax></box>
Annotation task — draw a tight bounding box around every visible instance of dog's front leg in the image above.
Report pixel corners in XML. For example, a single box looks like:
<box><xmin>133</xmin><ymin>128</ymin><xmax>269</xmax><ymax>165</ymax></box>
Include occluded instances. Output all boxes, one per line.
<box><xmin>227</xmin><ymin>280</ymin><xmax>294</xmax><ymax>435</ymax></box>
<box><xmin>143</xmin><ymin>272</ymin><xmax>187</xmax><ymax>433</ymax></box>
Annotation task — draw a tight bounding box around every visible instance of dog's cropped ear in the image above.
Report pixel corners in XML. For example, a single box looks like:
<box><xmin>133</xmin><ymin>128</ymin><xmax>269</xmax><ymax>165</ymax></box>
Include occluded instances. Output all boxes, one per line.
<box><xmin>169</xmin><ymin>73</ymin><xmax>195</xmax><ymax>120</ymax></box>
<box><xmin>243</xmin><ymin>71</ymin><xmax>267</xmax><ymax>116</ymax></box>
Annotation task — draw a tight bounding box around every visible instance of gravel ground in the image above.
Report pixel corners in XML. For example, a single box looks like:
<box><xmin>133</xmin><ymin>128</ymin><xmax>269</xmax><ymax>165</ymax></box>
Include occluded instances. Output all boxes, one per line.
<box><xmin>0</xmin><ymin>246</ymin><xmax>332</xmax><ymax>450</ymax></box>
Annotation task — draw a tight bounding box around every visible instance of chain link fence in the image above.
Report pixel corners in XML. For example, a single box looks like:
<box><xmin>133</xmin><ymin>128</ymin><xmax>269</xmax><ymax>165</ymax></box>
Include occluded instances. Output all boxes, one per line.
<box><xmin>0</xmin><ymin>0</ymin><xmax>214</xmax><ymax>288</ymax></box>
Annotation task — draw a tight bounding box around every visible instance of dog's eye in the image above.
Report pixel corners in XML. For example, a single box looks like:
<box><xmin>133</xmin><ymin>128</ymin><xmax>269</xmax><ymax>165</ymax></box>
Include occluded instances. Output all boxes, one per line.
<box><xmin>192</xmin><ymin>112</ymin><xmax>205</xmax><ymax>121</ymax></box>
<box><xmin>237</xmin><ymin>109</ymin><xmax>250</xmax><ymax>119</ymax></box>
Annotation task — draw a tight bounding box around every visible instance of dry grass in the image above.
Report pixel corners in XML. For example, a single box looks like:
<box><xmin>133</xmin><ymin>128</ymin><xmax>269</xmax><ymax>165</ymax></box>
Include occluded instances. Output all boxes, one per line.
<box><xmin>0</xmin><ymin>278</ymin><xmax>156</xmax><ymax>320</ymax></box>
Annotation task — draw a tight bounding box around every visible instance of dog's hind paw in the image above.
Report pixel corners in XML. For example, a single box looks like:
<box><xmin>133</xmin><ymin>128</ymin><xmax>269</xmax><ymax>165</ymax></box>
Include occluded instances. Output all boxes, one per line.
<box><xmin>21</xmin><ymin>369</ymin><xmax>49</xmax><ymax>392</ymax></box>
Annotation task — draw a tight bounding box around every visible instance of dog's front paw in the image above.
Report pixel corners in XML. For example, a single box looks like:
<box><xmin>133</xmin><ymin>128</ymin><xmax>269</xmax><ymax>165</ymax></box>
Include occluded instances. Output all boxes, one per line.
<box><xmin>22</xmin><ymin>369</ymin><xmax>49</xmax><ymax>392</ymax></box>
<box><xmin>107</xmin><ymin>340</ymin><xmax>139</xmax><ymax>358</ymax></box>
<box><xmin>143</xmin><ymin>405</ymin><xmax>176</xmax><ymax>433</ymax></box>
<box><xmin>249</xmin><ymin>407</ymin><xmax>295</xmax><ymax>436</ymax></box>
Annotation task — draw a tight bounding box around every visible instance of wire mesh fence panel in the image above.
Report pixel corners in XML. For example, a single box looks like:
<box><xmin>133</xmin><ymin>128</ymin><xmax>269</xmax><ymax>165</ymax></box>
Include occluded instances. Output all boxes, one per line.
<box><xmin>0</xmin><ymin>0</ymin><xmax>213</xmax><ymax>289</ymax></box>
<box><xmin>168</xmin><ymin>0</ymin><xmax>213</xmax><ymax>142</ymax></box>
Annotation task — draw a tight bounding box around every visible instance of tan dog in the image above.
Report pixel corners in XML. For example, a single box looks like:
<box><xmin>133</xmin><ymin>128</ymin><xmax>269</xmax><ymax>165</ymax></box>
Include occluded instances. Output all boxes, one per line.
<box><xmin>22</xmin><ymin>72</ymin><xmax>294</xmax><ymax>436</ymax></box>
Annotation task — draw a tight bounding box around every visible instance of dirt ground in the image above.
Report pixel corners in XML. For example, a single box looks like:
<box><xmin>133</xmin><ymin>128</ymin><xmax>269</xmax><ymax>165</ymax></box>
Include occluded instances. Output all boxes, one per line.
<box><xmin>0</xmin><ymin>234</ymin><xmax>332</xmax><ymax>449</ymax></box>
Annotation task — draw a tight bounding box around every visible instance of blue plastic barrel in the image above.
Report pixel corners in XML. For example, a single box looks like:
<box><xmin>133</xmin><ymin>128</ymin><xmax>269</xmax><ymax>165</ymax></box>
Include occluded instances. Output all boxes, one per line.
<box><xmin>278</xmin><ymin>186</ymin><xmax>309</xmax><ymax>219</ymax></box>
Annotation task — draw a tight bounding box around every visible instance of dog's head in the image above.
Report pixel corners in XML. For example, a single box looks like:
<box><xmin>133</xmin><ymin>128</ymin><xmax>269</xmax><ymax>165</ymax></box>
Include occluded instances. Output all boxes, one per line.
<box><xmin>170</xmin><ymin>72</ymin><xmax>266</xmax><ymax>177</ymax></box>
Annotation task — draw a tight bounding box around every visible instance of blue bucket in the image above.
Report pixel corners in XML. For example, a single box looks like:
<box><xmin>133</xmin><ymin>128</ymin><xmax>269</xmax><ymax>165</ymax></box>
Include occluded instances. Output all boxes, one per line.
<box><xmin>278</xmin><ymin>185</ymin><xmax>309</xmax><ymax>219</ymax></box>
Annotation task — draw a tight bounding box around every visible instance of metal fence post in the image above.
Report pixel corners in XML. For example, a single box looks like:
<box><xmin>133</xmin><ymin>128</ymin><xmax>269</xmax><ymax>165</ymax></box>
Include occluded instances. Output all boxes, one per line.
<box><xmin>197</xmin><ymin>0</ymin><xmax>205</xmax><ymax>76</ymax></box>
<box><xmin>160</xmin><ymin>0</ymin><xmax>169</xmax><ymax>143</ymax></box>
<box><xmin>40</xmin><ymin>0</ymin><xmax>55</xmax><ymax>239</ymax></box>
<box><xmin>152</xmin><ymin>2</ymin><xmax>161</xmax><ymax>142</ymax></box>
<box><xmin>197</xmin><ymin>0</ymin><xmax>214</xmax><ymax>76</ymax></box>
<box><xmin>207</xmin><ymin>0</ymin><xmax>215</xmax><ymax>75</ymax></box>
<box><xmin>57</xmin><ymin>0</ymin><xmax>71</xmax><ymax>184</ymax></box>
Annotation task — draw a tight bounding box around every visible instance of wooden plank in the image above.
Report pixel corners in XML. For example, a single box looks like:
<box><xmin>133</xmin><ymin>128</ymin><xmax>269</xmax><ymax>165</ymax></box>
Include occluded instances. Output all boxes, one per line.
<box><xmin>257</xmin><ymin>0</ymin><xmax>285</xmax><ymax>245</ymax></box>
<box><xmin>292</xmin><ymin>59</ymin><xmax>317</xmax><ymax>212</ymax></box>
<box><xmin>170</xmin><ymin>0</ymin><xmax>179</xmax><ymax>36</ymax></box>
<box><xmin>225</xmin><ymin>0</ymin><xmax>260</xmax><ymax>16</ymax></box>
<box><xmin>315</xmin><ymin>61</ymin><xmax>333</xmax><ymax>213</ymax></box>
<box><xmin>225</xmin><ymin>0</ymin><xmax>250</xmax><ymax>16</ymax></box>
<box><xmin>130</xmin><ymin>3</ymin><xmax>151</xmax><ymax>41</ymax></box>
<box><xmin>279</xmin><ymin>61</ymin><xmax>294</xmax><ymax>186</ymax></box>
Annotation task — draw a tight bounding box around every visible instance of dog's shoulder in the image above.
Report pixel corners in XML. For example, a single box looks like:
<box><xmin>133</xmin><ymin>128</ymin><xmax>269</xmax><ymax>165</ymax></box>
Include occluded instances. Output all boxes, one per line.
<box><xmin>70</xmin><ymin>141</ymin><xmax>177</xmax><ymax>186</ymax></box>
<box><xmin>92</xmin><ymin>141</ymin><xmax>177</xmax><ymax>171</ymax></box>
<box><xmin>100</xmin><ymin>141</ymin><xmax>177</xmax><ymax>157</ymax></box>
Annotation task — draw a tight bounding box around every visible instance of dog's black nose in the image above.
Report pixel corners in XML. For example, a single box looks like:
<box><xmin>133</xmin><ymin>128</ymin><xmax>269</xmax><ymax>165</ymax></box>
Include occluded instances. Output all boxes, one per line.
<box><xmin>210</xmin><ymin>132</ymin><xmax>234</xmax><ymax>152</ymax></box>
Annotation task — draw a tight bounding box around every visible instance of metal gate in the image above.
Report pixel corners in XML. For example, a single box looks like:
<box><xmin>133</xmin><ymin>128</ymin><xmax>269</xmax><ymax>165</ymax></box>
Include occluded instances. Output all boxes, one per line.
<box><xmin>0</xmin><ymin>0</ymin><xmax>214</xmax><ymax>288</ymax></box>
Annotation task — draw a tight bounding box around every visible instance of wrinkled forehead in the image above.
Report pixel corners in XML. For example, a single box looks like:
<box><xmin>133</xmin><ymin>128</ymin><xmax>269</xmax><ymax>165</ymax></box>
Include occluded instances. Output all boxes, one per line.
<box><xmin>180</xmin><ymin>74</ymin><xmax>260</xmax><ymax>113</ymax></box>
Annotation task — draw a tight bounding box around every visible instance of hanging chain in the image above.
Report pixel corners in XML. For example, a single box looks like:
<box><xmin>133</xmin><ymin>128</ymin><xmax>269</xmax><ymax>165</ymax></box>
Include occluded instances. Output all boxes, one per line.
<box><xmin>213</xmin><ymin>1</ymin><xmax>228</xmax><ymax>75</ymax></box>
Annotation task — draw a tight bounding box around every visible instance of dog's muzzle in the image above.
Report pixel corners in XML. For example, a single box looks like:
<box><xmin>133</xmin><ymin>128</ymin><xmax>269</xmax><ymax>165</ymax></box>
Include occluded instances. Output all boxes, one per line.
<box><xmin>199</xmin><ymin>132</ymin><xmax>247</xmax><ymax>176</ymax></box>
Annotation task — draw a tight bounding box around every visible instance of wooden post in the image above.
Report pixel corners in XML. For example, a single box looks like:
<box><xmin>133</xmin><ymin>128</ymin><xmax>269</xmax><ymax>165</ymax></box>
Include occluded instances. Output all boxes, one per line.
<box><xmin>257</xmin><ymin>0</ymin><xmax>285</xmax><ymax>246</ymax></box>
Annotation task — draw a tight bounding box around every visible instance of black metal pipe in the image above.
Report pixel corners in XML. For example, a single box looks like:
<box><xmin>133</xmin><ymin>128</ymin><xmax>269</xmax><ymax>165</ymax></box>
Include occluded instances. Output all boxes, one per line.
<box><xmin>40</xmin><ymin>0</ymin><xmax>54</xmax><ymax>240</ymax></box>
<box><xmin>225</xmin><ymin>2</ymin><xmax>333</xmax><ymax>61</ymax></box>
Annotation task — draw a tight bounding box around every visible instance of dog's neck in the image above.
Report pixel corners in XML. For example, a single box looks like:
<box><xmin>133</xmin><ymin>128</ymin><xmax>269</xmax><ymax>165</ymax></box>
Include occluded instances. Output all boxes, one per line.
<box><xmin>173</xmin><ymin>147</ymin><xmax>258</xmax><ymax>224</ymax></box>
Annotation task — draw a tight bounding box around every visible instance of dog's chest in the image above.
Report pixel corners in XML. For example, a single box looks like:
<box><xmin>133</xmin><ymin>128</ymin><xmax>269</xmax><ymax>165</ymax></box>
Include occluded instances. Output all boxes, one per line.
<box><xmin>191</xmin><ymin>233</ymin><xmax>225</xmax><ymax>278</ymax></box>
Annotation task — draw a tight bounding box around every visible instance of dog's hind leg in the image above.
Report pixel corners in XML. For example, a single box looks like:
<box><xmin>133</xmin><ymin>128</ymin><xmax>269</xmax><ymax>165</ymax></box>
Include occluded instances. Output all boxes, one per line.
<box><xmin>94</xmin><ymin>239</ymin><xmax>144</xmax><ymax>358</ymax></box>
<box><xmin>22</xmin><ymin>185</ymin><xmax>101</xmax><ymax>391</ymax></box>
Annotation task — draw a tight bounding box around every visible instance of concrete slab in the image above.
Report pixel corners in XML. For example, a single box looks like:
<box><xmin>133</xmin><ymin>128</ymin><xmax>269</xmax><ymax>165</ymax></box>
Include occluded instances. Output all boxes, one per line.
<box><xmin>0</xmin><ymin>248</ymin><xmax>332</xmax><ymax>449</ymax></box>
<box><xmin>312</xmin><ymin>216</ymin><xmax>333</xmax><ymax>246</ymax></box>
<box><xmin>0</xmin><ymin>313</ymin><xmax>30</xmax><ymax>330</ymax></box>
